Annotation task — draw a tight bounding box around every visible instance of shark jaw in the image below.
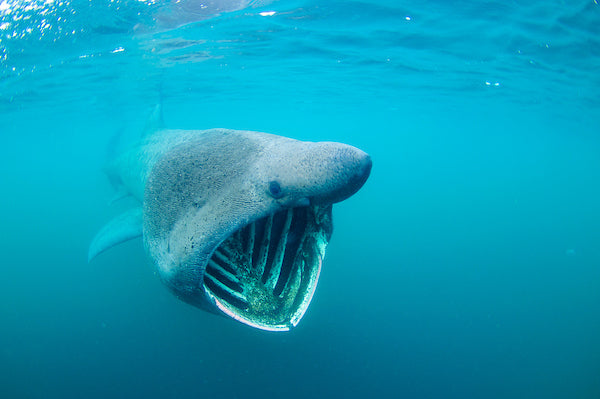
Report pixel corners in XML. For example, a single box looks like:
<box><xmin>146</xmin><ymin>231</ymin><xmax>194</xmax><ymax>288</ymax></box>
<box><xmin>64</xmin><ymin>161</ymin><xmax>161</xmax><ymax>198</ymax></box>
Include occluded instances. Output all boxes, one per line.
<box><xmin>202</xmin><ymin>205</ymin><xmax>332</xmax><ymax>331</ymax></box>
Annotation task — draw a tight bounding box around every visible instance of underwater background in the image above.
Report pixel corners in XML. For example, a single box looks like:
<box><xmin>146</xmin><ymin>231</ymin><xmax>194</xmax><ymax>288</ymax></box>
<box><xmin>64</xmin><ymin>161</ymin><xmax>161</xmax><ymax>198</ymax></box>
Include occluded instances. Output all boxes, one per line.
<box><xmin>1</xmin><ymin>0</ymin><xmax>600</xmax><ymax>398</ymax></box>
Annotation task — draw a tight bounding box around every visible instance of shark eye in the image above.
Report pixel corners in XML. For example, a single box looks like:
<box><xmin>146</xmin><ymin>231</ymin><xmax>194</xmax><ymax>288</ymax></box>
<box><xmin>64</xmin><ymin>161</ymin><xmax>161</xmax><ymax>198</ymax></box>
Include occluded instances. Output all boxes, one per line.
<box><xmin>268</xmin><ymin>180</ymin><xmax>284</xmax><ymax>199</ymax></box>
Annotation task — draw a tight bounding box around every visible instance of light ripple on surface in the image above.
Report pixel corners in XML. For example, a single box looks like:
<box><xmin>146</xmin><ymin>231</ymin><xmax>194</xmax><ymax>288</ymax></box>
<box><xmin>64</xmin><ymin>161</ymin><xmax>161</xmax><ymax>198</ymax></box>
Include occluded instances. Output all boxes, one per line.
<box><xmin>0</xmin><ymin>0</ymin><xmax>598</xmax><ymax>112</ymax></box>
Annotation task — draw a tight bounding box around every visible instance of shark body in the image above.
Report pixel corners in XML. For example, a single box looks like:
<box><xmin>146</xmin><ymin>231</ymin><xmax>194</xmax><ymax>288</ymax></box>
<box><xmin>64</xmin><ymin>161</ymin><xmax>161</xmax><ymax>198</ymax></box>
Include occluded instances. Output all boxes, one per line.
<box><xmin>90</xmin><ymin>125</ymin><xmax>371</xmax><ymax>331</ymax></box>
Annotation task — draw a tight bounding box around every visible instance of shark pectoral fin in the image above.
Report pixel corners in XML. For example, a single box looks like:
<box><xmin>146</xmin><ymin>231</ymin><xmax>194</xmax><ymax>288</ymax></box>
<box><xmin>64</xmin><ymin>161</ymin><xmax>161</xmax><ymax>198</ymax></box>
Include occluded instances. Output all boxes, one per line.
<box><xmin>88</xmin><ymin>208</ymin><xmax>143</xmax><ymax>263</ymax></box>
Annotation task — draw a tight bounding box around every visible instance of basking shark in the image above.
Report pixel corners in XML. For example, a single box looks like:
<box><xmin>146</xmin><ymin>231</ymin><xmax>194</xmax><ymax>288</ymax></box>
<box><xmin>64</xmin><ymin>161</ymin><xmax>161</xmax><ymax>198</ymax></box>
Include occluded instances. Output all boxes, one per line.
<box><xmin>89</xmin><ymin>116</ymin><xmax>372</xmax><ymax>331</ymax></box>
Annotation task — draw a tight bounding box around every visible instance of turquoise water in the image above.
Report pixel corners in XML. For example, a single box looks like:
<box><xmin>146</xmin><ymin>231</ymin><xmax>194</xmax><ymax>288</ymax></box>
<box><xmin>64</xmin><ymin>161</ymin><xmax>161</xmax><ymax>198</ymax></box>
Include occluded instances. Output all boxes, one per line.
<box><xmin>1</xmin><ymin>0</ymin><xmax>600</xmax><ymax>398</ymax></box>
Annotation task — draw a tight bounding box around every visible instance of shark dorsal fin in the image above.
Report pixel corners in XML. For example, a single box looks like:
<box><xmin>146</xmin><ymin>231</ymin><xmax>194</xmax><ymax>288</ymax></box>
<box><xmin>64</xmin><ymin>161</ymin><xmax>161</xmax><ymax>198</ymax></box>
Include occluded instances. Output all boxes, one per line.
<box><xmin>88</xmin><ymin>208</ymin><xmax>143</xmax><ymax>262</ymax></box>
<box><xmin>142</xmin><ymin>103</ymin><xmax>164</xmax><ymax>137</ymax></box>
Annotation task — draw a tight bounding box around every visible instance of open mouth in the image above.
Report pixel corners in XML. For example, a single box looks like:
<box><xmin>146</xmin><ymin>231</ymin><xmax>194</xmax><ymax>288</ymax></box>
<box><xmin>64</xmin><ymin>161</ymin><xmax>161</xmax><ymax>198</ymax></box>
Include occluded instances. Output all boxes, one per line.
<box><xmin>203</xmin><ymin>205</ymin><xmax>332</xmax><ymax>331</ymax></box>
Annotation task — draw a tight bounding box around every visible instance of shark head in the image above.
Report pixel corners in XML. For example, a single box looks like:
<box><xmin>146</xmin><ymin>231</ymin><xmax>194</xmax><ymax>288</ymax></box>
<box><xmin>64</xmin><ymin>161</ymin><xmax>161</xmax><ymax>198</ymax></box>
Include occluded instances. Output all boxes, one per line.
<box><xmin>142</xmin><ymin>129</ymin><xmax>371</xmax><ymax>331</ymax></box>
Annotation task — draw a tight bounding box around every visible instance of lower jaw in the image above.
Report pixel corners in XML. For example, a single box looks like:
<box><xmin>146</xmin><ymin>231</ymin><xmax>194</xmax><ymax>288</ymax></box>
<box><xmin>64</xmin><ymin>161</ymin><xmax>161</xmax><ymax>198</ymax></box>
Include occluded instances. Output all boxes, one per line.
<box><xmin>203</xmin><ymin>205</ymin><xmax>332</xmax><ymax>331</ymax></box>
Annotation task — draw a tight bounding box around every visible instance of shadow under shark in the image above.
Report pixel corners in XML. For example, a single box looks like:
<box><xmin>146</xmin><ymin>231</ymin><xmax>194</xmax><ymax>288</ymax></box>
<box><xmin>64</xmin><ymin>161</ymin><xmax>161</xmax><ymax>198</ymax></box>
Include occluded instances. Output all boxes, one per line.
<box><xmin>89</xmin><ymin>115</ymin><xmax>372</xmax><ymax>331</ymax></box>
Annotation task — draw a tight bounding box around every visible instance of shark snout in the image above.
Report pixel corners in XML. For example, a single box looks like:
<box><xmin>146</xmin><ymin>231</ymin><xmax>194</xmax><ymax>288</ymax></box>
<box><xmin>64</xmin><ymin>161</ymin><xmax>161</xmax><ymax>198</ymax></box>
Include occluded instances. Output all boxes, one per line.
<box><xmin>309</xmin><ymin>143</ymin><xmax>372</xmax><ymax>206</ymax></box>
<box><xmin>342</xmin><ymin>147</ymin><xmax>372</xmax><ymax>200</ymax></box>
<box><xmin>352</xmin><ymin>150</ymin><xmax>372</xmax><ymax>187</ymax></box>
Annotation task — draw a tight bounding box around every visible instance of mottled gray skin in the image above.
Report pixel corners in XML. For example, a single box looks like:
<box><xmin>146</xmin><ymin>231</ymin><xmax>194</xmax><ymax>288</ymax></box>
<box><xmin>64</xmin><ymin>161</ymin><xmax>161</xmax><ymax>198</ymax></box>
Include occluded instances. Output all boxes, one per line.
<box><xmin>109</xmin><ymin>128</ymin><xmax>371</xmax><ymax>314</ymax></box>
